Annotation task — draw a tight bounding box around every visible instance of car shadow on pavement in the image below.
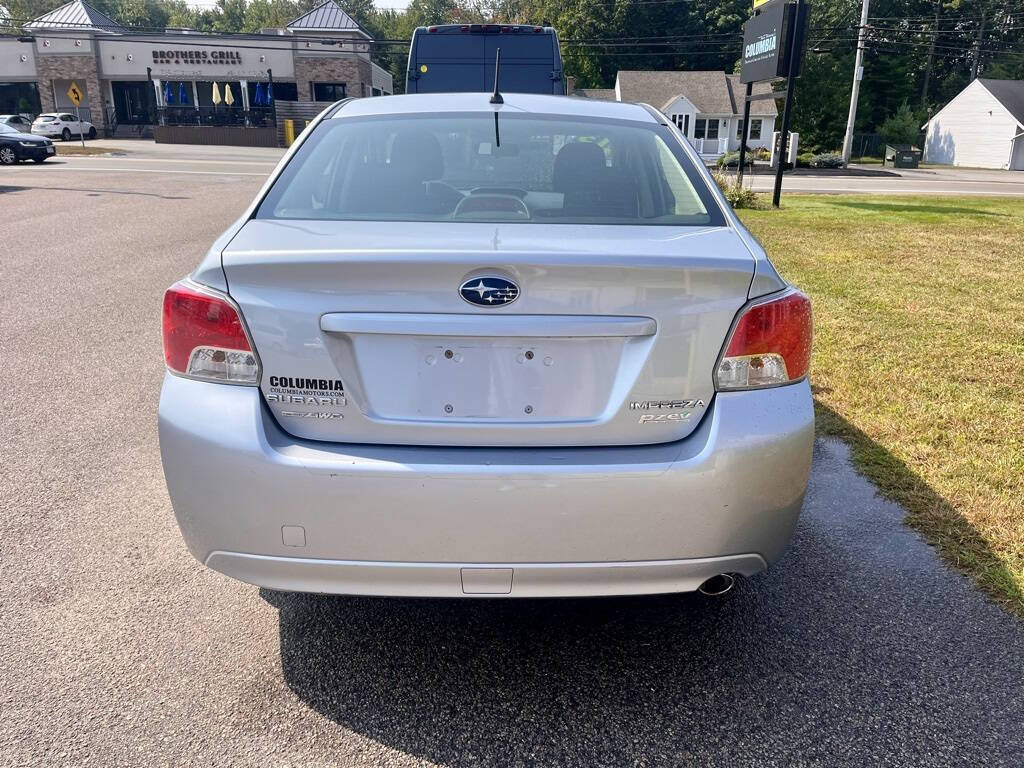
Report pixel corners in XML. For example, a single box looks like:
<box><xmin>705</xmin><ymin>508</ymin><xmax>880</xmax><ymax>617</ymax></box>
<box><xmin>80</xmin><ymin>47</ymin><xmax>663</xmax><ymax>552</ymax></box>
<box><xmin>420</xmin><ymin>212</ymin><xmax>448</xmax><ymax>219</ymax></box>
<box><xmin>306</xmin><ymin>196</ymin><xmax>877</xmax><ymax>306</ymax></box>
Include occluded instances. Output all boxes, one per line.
<box><xmin>812</xmin><ymin>400</ymin><xmax>1023</xmax><ymax>612</ymax></box>
<box><xmin>0</xmin><ymin>182</ymin><xmax>189</xmax><ymax>200</ymax></box>
<box><xmin>263</xmin><ymin>439</ymin><xmax>1024</xmax><ymax>765</ymax></box>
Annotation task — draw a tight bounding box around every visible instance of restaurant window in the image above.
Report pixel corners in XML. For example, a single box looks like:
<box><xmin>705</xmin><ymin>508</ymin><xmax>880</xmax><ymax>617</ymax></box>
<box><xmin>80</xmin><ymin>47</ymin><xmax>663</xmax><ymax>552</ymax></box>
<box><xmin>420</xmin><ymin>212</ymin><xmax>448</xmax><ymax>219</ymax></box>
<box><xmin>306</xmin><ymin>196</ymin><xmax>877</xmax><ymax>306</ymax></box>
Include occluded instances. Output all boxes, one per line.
<box><xmin>246</xmin><ymin>81</ymin><xmax>297</xmax><ymax>106</ymax></box>
<box><xmin>749</xmin><ymin>119</ymin><xmax>763</xmax><ymax>140</ymax></box>
<box><xmin>0</xmin><ymin>82</ymin><xmax>41</xmax><ymax>115</ymax></box>
<box><xmin>694</xmin><ymin>118</ymin><xmax>706</xmax><ymax>139</ymax></box>
<box><xmin>312</xmin><ymin>82</ymin><xmax>347</xmax><ymax>101</ymax></box>
<box><xmin>272</xmin><ymin>82</ymin><xmax>299</xmax><ymax>102</ymax></box>
<box><xmin>195</xmin><ymin>81</ymin><xmax>243</xmax><ymax>108</ymax></box>
<box><xmin>705</xmin><ymin>119</ymin><xmax>719</xmax><ymax>140</ymax></box>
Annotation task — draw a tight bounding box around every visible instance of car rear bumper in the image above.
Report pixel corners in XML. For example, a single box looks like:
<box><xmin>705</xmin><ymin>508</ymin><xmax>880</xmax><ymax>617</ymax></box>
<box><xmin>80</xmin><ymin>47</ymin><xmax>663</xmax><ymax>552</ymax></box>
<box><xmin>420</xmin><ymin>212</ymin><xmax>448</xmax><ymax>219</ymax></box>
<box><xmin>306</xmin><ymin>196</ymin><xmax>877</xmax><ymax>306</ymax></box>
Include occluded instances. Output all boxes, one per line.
<box><xmin>158</xmin><ymin>373</ymin><xmax>814</xmax><ymax>597</ymax></box>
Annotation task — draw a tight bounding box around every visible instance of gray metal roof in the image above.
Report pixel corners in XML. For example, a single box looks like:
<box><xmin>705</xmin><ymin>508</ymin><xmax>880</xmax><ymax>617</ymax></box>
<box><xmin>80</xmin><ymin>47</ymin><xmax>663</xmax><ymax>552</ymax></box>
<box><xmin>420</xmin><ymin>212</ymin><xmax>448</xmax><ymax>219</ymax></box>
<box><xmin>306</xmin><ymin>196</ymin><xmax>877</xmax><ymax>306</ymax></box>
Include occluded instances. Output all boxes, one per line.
<box><xmin>978</xmin><ymin>78</ymin><xmax>1024</xmax><ymax>125</ymax></box>
<box><xmin>615</xmin><ymin>70</ymin><xmax>777</xmax><ymax>117</ymax></box>
<box><xmin>287</xmin><ymin>1</ymin><xmax>362</xmax><ymax>32</ymax></box>
<box><xmin>25</xmin><ymin>0</ymin><xmax>123</xmax><ymax>32</ymax></box>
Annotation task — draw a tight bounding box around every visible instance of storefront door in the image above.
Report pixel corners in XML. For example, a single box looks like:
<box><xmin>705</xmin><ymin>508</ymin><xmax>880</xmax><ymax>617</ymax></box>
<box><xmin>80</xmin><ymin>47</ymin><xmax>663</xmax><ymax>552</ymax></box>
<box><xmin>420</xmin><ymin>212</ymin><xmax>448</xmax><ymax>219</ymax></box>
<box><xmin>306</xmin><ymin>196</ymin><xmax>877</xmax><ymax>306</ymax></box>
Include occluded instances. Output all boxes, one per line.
<box><xmin>112</xmin><ymin>81</ymin><xmax>155</xmax><ymax>125</ymax></box>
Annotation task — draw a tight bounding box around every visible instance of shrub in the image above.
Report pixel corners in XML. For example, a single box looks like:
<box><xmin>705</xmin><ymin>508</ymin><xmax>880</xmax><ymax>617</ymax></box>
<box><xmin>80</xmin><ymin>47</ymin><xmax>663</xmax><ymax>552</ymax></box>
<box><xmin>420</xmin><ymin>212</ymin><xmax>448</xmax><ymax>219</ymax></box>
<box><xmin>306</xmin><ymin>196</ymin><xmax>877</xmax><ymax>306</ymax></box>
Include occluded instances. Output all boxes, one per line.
<box><xmin>797</xmin><ymin>152</ymin><xmax>814</xmax><ymax>167</ymax></box>
<box><xmin>810</xmin><ymin>152</ymin><xmax>844</xmax><ymax>168</ymax></box>
<box><xmin>711</xmin><ymin>170</ymin><xmax>765</xmax><ymax>209</ymax></box>
<box><xmin>716</xmin><ymin>150</ymin><xmax>753</xmax><ymax>168</ymax></box>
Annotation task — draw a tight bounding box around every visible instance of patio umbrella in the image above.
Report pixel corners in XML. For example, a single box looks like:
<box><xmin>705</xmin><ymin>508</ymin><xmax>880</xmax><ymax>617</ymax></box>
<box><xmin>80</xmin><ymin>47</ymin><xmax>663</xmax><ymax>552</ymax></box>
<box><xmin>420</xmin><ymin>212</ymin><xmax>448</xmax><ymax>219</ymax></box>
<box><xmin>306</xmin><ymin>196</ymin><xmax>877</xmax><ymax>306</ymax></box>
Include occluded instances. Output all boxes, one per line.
<box><xmin>253</xmin><ymin>82</ymin><xmax>264</xmax><ymax>107</ymax></box>
<box><xmin>163</xmin><ymin>81</ymin><xmax>173</xmax><ymax>105</ymax></box>
<box><xmin>211</xmin><ymin>81</ymin><xmax>222</xmax><ymax>106</ymax></box>
<box><xmin>178</xmin><ymin>82</ymin><xmax>189</xmax><ymax>105</ymax></box>
<box><xmin>224</xmin><ymin>83</ymin><xmax>234</xmax><ymax>107</ymax></box>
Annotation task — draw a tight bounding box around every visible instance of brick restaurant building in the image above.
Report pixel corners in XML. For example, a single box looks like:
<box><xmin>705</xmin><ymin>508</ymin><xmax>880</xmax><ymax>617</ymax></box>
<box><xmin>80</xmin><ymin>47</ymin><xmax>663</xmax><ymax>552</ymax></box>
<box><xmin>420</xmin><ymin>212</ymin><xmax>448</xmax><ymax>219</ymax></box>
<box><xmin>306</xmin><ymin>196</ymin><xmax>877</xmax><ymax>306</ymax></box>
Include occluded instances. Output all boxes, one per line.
<box><xmin>0</xmin><ymin>0</ymin><xmax>393</xmax><ymax>139</ymax></box>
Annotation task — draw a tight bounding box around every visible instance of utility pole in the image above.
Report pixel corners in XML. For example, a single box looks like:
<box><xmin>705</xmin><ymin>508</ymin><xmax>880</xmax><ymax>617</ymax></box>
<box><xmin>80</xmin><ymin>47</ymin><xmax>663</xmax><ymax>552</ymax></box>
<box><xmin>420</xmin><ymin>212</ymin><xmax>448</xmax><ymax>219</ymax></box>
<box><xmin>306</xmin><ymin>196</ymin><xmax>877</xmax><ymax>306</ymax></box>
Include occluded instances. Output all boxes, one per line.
<box><xmin>970</xmin><ymin>10</ymin><xmax>986</xmax><ymax>80</ymax></box>
<box><xmin>841</xmin><ymin>0</ymin><xmax>870</xmax><ymax>166</ymax></box>
<box><xmin>920</xmin><ymin>0</ymin><xmax>940</xmax><ymax>106</ymax></box>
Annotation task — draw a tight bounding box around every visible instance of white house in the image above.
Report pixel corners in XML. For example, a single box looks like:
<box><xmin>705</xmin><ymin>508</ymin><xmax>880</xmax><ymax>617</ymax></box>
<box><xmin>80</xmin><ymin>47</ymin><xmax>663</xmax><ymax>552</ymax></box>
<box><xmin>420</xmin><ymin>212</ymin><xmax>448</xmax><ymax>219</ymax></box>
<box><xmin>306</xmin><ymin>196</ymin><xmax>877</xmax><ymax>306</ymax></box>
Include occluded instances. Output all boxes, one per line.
<box><xmin>572</xmin><ymin>70</ymin><xmax>777</xmax><ymax>160</ymax></box>
<box><xmin>923</xmin><ymin>78</ymin><xmax>1024</xmax><ymax>170</ymax></box>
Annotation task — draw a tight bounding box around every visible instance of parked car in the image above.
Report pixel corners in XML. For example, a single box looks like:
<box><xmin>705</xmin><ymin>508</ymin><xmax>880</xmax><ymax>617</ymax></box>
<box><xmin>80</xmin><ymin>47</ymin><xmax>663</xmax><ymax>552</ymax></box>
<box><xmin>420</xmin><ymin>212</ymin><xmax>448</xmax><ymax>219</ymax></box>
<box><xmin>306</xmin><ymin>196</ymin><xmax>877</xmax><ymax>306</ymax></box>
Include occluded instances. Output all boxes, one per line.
<box><xmin>406</xmin><ymin>23</ymin><xmax>565</xmax><ymax>95</ymax></box>
<box><xmin>0</xmin><ymin>122</ymin><xmax>55</xmax><ymax>164</ymax></box>
<box><xmin>0</xmin><ymin>114</ymin><xmax>34</xmax><ymax>131</ymax></box>
<box><xmin>31</xmin><ymin>113</ymin><xmax>96</xmax><ymax>141</ymax></box>
<box><xmin>159</xmin><ymin>93</ymin><xmax>814</xmax><ymax>599</ymax></box>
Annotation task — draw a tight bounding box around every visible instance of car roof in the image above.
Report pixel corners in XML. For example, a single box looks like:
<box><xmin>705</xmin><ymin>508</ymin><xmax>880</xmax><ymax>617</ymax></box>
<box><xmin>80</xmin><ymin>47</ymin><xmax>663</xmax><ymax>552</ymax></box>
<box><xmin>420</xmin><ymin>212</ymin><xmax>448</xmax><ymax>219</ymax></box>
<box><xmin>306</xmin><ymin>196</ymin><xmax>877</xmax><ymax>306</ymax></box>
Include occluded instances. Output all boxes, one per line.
<box><xmin>332</xmin><ymin>92</ymin><xmax>659</xmax><ymax>123</ymax></box>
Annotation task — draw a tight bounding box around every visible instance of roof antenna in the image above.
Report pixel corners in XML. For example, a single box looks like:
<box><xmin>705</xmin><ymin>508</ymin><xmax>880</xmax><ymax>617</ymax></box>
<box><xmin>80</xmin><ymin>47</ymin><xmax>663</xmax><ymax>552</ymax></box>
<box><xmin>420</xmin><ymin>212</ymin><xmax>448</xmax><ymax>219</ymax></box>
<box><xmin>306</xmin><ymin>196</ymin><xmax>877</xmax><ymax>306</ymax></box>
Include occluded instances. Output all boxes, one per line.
<box><xmin>490</xmin><ymin>47</ymin><xmax>503</xmax><ymax>105</ymax></box>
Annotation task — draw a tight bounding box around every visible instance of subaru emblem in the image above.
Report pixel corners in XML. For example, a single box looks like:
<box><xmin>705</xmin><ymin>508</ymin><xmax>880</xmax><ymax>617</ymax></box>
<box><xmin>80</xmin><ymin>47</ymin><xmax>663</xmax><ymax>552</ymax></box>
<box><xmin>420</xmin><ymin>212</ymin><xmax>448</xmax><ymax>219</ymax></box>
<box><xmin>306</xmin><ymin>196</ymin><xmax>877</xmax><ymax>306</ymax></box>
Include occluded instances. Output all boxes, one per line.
<box><xmin>459</xmin><ymin>276</ymin><xmax>520</xmax><ymax>307</ymax></box>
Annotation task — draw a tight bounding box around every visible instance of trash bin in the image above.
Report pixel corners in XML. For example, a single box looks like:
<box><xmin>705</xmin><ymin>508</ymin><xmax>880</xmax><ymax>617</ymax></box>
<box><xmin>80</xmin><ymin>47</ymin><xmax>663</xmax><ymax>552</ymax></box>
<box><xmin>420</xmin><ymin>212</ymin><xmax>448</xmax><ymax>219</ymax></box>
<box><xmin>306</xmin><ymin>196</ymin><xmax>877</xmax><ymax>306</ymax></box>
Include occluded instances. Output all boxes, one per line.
<box><xmin>884</xmin><ymin>144</ymin><xmax>922</xmax><ymax>168</ymax></box>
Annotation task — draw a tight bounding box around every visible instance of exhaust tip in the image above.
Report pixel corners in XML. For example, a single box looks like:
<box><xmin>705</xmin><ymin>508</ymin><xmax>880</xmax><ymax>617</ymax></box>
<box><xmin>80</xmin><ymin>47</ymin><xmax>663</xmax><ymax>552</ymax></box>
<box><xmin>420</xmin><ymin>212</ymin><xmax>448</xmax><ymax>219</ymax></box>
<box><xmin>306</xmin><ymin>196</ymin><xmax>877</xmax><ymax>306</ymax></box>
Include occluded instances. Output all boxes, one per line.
<box><xmin>697</xmin><ymin>573</ymin><xmax>735</xmax><ymax>597</ymax></box>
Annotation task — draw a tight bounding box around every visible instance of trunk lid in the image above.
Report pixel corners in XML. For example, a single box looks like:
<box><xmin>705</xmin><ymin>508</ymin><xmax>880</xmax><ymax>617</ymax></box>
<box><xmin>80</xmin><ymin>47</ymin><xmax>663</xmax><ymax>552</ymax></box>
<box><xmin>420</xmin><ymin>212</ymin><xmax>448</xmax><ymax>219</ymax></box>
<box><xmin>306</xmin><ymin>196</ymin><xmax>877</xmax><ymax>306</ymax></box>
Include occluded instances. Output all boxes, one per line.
<box><xmin>222</xmin><ymin>220</ymin><xmax>753</xmax><ymax>447</ymax></box>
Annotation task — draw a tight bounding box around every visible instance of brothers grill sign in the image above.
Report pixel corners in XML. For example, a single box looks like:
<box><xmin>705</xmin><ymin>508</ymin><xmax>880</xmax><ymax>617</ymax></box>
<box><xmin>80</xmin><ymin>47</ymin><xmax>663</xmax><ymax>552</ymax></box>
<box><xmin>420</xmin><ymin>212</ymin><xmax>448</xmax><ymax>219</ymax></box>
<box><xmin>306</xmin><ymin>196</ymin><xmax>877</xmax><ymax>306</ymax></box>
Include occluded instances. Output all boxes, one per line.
<box><xmin>152</xmin><ymin>49</ymin><xmax>243</xmax><ymax>65</ymax></box>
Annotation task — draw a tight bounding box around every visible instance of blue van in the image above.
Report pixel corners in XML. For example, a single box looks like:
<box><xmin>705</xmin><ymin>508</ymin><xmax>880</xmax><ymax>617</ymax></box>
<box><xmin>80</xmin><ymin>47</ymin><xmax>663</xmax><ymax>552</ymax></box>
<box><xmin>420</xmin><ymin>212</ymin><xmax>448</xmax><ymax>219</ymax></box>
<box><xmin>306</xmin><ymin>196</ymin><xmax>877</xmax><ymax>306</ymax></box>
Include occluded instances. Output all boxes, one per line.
<box><xmin>406</xmin><ymin>24</ymin><xmax>565</xmax><ymax>95</ymax></box>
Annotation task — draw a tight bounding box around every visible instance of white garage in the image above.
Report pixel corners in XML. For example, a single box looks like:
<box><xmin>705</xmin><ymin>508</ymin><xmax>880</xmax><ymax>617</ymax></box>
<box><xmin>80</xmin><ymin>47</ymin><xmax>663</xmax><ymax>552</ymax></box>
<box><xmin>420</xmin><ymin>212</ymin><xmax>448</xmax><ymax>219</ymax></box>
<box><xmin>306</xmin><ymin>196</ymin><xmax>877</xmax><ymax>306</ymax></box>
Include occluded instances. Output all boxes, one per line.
<box><xmin>923</xmin><ymin>78</ymin><xmax>1024</xmax><ymax>170</ymax></box>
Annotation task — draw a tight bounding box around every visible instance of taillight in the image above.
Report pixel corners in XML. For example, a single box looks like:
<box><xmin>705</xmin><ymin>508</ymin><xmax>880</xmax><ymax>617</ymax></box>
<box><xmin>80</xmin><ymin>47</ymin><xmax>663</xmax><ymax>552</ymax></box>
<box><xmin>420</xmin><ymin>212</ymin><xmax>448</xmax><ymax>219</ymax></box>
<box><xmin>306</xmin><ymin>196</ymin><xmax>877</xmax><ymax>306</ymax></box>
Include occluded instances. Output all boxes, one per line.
<box><xmin>716</xmin><ymin>288</ymin><xmax>812</xmax><ymax>390</ymax></box>
<box><xmin>162</xmin><ymin>280</ymin><xmax>259</xmax><ymax>384</ymax></box>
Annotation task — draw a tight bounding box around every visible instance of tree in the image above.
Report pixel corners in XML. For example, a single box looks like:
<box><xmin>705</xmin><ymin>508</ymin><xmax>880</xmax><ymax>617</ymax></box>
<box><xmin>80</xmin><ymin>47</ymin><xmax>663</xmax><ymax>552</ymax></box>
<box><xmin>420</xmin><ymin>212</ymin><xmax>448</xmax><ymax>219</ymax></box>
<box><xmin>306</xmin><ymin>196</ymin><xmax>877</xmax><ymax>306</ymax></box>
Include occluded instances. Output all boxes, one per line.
<box><xmin>880</xmin><ymin>102</ymin><xmax>923</xmax><ymax>146</ymax></box>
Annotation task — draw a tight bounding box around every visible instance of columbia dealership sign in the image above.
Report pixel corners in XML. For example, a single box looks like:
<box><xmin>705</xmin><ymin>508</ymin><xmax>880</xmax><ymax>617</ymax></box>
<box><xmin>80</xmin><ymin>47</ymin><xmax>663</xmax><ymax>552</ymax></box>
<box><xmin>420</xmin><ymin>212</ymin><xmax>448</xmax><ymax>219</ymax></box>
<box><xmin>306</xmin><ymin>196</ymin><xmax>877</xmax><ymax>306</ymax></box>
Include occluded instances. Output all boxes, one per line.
<box><xmin>740</xmin><ymin>0</ymin><xmax>808</xmax><ymax>84</ymax></box>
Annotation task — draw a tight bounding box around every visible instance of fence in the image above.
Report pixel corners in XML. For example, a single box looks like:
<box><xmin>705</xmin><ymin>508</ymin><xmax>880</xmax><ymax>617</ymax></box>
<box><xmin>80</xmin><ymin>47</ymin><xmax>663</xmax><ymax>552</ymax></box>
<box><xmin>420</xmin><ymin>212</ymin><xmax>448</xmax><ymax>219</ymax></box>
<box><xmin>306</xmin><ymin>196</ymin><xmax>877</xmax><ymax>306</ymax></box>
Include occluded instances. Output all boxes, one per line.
<box><xmin>156</xmin><ymin>105</ymin><xmax>276</xmax><ymax>128</ymax></box>
<box><xmin>849</xmin><ymin>132</ymin><xmax>927</xmax><ymax>160</ymax></box>
<box><xmin>273</xmin><ymin>101</ymin><xmax>335</xmax><ymax>147</ymax></box>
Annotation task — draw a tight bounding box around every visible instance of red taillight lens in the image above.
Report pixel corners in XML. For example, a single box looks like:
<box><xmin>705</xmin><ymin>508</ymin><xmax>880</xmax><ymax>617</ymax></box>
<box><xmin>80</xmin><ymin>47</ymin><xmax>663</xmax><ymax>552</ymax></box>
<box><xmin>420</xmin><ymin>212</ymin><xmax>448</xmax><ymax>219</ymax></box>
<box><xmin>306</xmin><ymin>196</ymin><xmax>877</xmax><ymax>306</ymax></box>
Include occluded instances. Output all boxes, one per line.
<box><xmin>716</xmin><ymin>288</ymin><xmax>812</xmax><ymax>390</ymax></box>
<box><xmin>162</xmin><ymin>280</ymin><xmax>259</xmax><ymax>384</ymax></box>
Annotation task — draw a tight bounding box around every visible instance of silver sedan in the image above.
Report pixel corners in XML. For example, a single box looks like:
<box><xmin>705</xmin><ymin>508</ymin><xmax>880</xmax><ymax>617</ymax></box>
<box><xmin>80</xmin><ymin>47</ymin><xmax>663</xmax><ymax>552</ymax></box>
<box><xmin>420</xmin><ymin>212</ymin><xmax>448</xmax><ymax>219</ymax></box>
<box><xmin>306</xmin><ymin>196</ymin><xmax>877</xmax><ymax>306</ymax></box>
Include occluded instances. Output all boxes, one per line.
<box><xmin>159</xmin><ymin>92</ymin><xmax>813</xmax><ymax>598</ymax></box>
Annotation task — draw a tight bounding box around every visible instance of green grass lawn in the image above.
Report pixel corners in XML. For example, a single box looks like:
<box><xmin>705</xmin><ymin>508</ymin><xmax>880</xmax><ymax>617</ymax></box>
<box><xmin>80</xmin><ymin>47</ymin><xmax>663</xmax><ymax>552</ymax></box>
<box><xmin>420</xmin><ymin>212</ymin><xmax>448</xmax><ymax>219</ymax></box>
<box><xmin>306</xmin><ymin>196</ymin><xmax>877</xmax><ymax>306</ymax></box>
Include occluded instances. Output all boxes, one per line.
<box><xmin>738</xmin><ymin>196</ymin><xmax>1024</xmax><ymax>616</ymax></box>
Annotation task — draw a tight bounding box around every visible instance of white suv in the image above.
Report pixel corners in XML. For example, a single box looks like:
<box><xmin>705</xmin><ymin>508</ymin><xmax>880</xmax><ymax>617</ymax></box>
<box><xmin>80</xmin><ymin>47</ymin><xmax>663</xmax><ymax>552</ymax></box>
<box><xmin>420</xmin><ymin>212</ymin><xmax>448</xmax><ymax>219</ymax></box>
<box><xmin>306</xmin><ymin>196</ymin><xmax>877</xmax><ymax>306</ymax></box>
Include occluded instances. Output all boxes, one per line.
<box><xmin>31</xmin><ymin>113</ymin><xmax>96</xmax><ymax>141</ymax></box>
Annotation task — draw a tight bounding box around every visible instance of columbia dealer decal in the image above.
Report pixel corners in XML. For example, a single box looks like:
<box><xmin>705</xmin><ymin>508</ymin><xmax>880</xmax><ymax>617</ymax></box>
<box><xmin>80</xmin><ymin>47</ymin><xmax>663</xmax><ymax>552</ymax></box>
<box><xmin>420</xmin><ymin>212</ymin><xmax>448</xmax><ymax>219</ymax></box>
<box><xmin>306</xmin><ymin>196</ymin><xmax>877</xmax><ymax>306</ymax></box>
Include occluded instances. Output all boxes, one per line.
<box><xmin>266</xmin><ymin>376</ymin><xmax>346</xmax><ymax>418</ymax></box>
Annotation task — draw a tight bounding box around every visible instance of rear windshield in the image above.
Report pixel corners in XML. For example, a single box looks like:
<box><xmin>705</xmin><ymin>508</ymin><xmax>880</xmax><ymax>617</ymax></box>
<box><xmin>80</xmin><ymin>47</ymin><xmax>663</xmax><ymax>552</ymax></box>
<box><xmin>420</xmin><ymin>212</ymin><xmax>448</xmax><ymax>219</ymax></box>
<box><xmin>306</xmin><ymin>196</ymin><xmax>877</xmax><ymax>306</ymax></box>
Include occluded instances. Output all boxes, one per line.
<box><xmin>37</xmin><ymin>114</ymin><xmax>57</xmax><ymax>120</ymax></box>
<box><xmin>257</xmin><ymin>113</ymin><xmax>722</xmax><ymax>226</ymax></box>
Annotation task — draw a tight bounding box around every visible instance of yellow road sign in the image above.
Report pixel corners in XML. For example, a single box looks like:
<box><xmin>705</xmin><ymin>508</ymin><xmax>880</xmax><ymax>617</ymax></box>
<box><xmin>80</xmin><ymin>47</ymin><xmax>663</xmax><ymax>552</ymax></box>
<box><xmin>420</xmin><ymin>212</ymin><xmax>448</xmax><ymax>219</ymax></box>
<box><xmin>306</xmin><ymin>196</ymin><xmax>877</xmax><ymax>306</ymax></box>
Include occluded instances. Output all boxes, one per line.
<box><xmin>753</xmin><ymin>0</ymin><xmax>774</xmax><ymax>8</ymax></box>
<box><xmin>67</xmin><ymin>82</ymin><xmax>83</xmax><ymax>106</ymax></box>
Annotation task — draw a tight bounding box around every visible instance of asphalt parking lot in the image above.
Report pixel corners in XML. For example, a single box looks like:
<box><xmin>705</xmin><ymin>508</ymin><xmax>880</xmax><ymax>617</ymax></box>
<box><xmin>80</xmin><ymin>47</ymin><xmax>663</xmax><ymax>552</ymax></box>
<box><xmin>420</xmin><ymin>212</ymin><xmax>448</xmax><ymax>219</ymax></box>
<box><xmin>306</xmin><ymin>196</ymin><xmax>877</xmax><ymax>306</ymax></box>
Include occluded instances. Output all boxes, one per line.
<box><xmin>2</xmin><ymin>158</ymin><xmax>1024</xmax><ymax>767</ymax></box>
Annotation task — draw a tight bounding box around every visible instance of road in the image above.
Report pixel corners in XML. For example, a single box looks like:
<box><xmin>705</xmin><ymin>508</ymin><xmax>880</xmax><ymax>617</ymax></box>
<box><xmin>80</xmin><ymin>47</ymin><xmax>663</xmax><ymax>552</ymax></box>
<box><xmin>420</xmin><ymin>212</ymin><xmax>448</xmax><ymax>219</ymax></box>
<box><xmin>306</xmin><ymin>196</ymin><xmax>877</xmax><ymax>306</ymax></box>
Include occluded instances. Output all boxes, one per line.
<box><xmin>2</xmin><ymin>159</ymin><xmax>1024</xmax><ymax>767</ymax></box>
<box><xmin>38</xmin><ymin>139</ymin><xmax>1024</xmax><ymax>196</ymax></box>
<box><xmin>746</xmin><ymin>164</ymin><xmax>1024</xmax><ymax>197</ymax></box>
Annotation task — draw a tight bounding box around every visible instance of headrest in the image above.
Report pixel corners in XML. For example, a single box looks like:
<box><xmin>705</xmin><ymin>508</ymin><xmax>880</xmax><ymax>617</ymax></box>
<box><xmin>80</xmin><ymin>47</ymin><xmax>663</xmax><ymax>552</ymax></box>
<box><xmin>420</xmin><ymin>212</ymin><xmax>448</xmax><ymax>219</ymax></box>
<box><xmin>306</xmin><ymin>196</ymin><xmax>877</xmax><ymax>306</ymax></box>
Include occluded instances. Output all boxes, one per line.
<box><xmin>553</xmin><ymin>141</ymin><xmax>608</xmax><ymax>191</ymax></box>
<box><xmin>389</xmin><ymin>129</ymin><xmax>444</xmax><ymax>181</ymax></box>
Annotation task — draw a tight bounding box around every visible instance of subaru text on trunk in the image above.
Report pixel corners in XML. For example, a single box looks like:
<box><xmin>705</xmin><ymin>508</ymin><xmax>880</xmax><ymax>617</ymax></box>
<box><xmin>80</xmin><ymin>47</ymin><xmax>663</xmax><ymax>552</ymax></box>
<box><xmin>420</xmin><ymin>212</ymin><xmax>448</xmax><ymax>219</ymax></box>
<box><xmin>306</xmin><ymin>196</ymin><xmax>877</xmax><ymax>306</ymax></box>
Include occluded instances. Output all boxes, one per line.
<box><xmin>158</xmin><ymin>93</ymin><xmax>814</xmax><ymax>598</ymax></box>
